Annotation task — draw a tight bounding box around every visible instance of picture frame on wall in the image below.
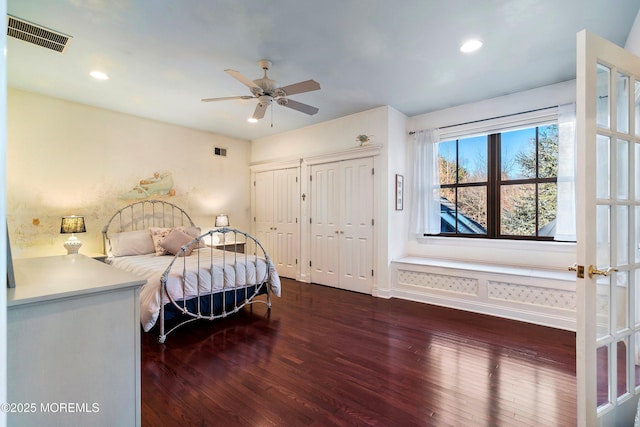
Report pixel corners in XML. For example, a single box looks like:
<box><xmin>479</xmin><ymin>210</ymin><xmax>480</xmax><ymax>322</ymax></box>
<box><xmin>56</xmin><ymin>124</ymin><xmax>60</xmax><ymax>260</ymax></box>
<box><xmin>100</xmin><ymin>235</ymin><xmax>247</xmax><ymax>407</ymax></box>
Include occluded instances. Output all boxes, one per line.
<box><xmin>395</xmin><ymin>174</ymin><xmax>404</xmax><ymax>211</ymax></box>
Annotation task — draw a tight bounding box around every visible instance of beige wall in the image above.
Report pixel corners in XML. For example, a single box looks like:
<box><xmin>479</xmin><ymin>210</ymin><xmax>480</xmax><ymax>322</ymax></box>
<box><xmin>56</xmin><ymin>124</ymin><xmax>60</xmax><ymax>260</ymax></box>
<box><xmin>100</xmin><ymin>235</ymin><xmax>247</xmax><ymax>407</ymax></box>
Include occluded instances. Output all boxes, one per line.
<box><xmin>7</xmin><ymin>88</ymin><xmax>251</xmax><ymax>258</ymax></box>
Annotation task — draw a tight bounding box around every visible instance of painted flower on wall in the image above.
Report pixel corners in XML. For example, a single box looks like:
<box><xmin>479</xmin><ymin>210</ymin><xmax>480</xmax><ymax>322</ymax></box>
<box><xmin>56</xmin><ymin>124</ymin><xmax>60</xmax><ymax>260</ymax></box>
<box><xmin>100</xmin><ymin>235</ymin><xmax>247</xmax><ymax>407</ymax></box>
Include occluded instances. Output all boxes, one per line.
<box><xmin>120</xmin><ymin>171</ymin><xmax>175</xmax><ymax>199</ymax></box>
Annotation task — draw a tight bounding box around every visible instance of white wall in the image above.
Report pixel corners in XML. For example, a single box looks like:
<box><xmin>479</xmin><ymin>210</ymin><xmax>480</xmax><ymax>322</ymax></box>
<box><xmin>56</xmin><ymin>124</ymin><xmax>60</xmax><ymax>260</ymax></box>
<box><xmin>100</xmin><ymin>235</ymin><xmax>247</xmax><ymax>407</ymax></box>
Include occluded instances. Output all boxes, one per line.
<box><xmin>8</xmin><ymin>88</ymin><xmax>251</xmax><ymax>258</ymax></box>
<box><xmin>405</xmin><ymin>80</ymin><xmax>577</xmax><ymax>270</ymax></box>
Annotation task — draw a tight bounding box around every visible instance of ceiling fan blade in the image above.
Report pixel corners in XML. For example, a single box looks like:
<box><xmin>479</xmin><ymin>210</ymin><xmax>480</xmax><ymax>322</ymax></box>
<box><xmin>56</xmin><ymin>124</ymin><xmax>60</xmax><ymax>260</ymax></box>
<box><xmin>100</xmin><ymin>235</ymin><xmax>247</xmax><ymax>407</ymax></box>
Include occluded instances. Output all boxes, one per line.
<box><xmin>225</xmin><ymin>69</ymin><xmax>263</xmax><ymax>92</ymax></box>
<box><xmin>201</xmin><ymin>95</ymin><xmax>255</xmax><ymax>102</ymax></box>
<box><xmin>278</xmin><ymin>79</ymin><xmax>320</xmax><ymax>96</ymax></box>
<box><xmin>280</xmin><ymin>98</ymin><xmax>319</xmax><ymax>115</ymax></box>
<box><xmin>252</xmin><ymin>102</ymin><xmax>268</xmax><ymax>120</ymax></box>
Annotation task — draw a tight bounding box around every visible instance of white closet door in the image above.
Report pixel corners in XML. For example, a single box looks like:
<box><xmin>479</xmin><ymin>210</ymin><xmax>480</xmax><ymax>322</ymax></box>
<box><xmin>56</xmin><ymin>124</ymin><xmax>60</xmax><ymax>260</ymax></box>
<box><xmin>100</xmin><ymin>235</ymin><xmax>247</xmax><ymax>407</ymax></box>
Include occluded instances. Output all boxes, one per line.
<box><xmin>310</xmin><ymin>157</ymin><xmax>374</xmax><ymax>293</ymax></box>
<box><xmin>339</xmin><ymin>157</ymin><xmax>374</xmax><ymax>293</ymax></box>
<box><xmin>310</xmin><ymin>162</ymin><xmax>340</xmax><ymax>287</ymax></box>
<box><xmin>254</xmin><ymin>170</ymin><xmax>275</xmax><ymax>259</ymax></box>
<box><xmin>273</xmin><ymin>168</ymin><xmax>299</xmax><ymax>278</ymax></box>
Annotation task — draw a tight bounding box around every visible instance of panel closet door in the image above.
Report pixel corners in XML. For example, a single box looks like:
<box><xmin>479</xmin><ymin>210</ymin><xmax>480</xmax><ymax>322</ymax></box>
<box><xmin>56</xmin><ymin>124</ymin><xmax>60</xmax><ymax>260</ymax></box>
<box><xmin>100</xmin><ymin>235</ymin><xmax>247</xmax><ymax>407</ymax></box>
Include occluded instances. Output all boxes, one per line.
<box><xmin>254</xmin><ymin>168</ymin><xmax>299</xmax><ymax>279</ymax></box>
<box><xmin>273</xmin><ymin>168</ymin><xmax>299</xmax><ymax>279</ymax></box>
<box><xmin>310</xmin><ymin>157</ymin><xmax>374</xmax><ymax>293</ymax></box>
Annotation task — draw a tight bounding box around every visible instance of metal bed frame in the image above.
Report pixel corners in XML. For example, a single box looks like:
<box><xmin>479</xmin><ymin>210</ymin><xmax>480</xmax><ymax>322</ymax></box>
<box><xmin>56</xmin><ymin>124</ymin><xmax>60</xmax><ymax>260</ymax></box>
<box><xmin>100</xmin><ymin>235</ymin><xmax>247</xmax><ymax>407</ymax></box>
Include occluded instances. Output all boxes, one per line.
<box><xmin>103</xmin><ymin>200</ymin><xmax>273</xmax><ymax>343</ymax></box>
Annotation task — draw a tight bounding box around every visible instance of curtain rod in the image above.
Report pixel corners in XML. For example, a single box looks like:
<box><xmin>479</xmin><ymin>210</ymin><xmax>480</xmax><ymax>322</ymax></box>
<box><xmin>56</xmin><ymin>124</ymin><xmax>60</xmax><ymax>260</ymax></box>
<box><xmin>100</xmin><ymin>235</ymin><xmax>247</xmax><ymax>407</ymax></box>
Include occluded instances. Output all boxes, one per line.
<box><xmin>408</xmin><ymin>105</ymin><xmax>557</xmax><ymax>135</ymax></box>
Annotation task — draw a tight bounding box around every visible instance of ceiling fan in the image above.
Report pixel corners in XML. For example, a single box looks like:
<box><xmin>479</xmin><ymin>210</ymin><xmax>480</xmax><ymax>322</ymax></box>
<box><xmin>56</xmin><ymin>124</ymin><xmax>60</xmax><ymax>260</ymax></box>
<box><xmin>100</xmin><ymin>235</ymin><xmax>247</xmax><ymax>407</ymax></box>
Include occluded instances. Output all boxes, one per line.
<box><xmin>202</xmin><ymin>60</ymin><xmax>321</xmax><ymax>122</ymax></box>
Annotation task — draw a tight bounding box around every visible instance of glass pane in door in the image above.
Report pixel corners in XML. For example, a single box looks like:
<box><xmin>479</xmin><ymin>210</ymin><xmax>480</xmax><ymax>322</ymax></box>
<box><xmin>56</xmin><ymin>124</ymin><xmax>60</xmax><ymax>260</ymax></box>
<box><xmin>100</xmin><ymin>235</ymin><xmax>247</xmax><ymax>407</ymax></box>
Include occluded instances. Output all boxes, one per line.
<box><xmin>617</xmin><ymin>73</ymin><xmax>629</xmax><ymax>134</ymax></box>
<box><xmin>597</xmin><ymin>344</ymin><xmax>611</xmax><ymax>406</ymax></box>
<box><xmin>597</xmin><ymin>64</ymin><xmax>611</xmax><ymax>129</ymax></box>
<box><xmin>617</xmin><ymin>339</ymin><xmax>629</xmax><ymax>399</ymax></box>
<box><xmin>635</xmin><ymin>80</ymin><xmax>640</xmax><ymax>137</ymax></box>
<box><xmin>617</xmin><ymin>139</ymin><xmax>629</xmax><ymax>200</ymax></box>
<box><xmin>617</xmin><ymin>206</ymin><xmax>629</xmax><ymax>266</ymax></box>
<box><xmin>635</xmin><ymin>331</ymin><xmax>640</xmax><ymax>390</ymax></box>
<box><xmin>596</xmin><ymin>135</ymin><xmax>610</xmax><ymax>199</ymax></box>
<box><xmin>616</xmin><ymin>271</ymin><xmax>629</xmax><ymax>332</ymax></box>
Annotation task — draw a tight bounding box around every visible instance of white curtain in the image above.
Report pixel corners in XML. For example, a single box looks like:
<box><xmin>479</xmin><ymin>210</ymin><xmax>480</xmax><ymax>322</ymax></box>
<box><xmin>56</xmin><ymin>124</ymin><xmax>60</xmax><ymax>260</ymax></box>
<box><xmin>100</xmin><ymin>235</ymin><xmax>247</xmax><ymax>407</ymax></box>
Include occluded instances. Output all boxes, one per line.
<box><xmin>555</xmin><ymin>103</ymin><xmax>576</xmax><ymax>242</ymax></box>
<box><xmin>410</xmin><ymin>129</ymin><xmax>441</xmax><ymax>237</ymax></box>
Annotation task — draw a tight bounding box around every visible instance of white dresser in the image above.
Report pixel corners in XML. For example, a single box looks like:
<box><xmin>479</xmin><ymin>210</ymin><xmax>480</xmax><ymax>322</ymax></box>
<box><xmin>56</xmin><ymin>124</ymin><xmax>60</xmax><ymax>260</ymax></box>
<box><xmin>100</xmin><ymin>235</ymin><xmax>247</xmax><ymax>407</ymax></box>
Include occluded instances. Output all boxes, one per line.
<box><xmin>7</xmin><ymin>254</ymin><xmax>146</xmax><ymax>427</ymax></box>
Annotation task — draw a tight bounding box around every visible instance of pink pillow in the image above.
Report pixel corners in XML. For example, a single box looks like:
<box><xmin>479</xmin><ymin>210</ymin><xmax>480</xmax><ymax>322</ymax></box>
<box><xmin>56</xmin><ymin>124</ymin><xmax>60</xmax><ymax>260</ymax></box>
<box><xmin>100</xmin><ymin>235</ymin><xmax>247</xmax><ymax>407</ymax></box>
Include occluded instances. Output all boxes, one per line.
<box><xmin>159</xmin><ymin>228</ymin><xmax>196</xmax><ymax>257</ymax></box>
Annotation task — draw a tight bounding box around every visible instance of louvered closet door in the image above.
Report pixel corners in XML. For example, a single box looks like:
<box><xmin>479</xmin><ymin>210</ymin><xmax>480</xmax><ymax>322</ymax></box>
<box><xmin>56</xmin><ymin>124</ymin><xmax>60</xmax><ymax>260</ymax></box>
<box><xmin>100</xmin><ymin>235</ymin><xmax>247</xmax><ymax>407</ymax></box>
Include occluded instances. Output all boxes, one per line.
<box><xmin>273</xmin><ymin>168</ymin><xmax>299</xmax><ymax>279</ymax></box>
<box><xmin>310</xmin><ymin>157</ymin><xmax>374</xmax><ymax>293</ymax></box>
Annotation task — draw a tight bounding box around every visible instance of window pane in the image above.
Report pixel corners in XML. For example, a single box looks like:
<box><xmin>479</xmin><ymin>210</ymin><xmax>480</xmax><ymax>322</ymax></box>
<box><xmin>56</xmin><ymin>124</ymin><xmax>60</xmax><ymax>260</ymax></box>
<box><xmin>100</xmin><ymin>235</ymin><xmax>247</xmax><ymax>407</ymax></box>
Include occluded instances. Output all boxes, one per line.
<box><xmin>501</xmin><ymin>128</ymin><xmax>536</xmax><ymax>180</ymax></box>
<box><xmin>538</xmin><ymin>125</ymin><xmax>559</xmax><ymax>179</ymax></box>
<box><xmin>597</xmin><ymin>63</ymin><xmax>611</xmax><ymax>129</ymax></box>
<box><xmin>438</xmin><ymin>140</ymin><xmax>457</xmax><ymax>185</ymax></box>
<box><xmin>457</xmin><ymin>186</ymin><xmax>487</xmax><ymax>234</ymax></box>
<box><xmin>538</xmin><ymin>182</ymin><xmax>557</xmax><ymax>236</ymax></box>
<box><xmin>458</xmin><ymin>136</ymin><xmax>487</xmax><ymax>183</ymax></box>
<box><xmin>500</xmin><ymin>183</ymin><xmax>536</xmax><ymax>236</ymax></box>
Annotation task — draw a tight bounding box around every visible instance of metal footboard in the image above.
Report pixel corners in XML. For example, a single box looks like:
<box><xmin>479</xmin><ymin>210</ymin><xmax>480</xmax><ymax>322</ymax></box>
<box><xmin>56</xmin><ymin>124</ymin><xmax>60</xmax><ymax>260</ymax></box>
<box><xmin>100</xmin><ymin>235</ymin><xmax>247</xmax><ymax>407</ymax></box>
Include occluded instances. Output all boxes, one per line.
<box><xmin>158</xmin><ymin>227</ymin><xmax>273</xmax><ymax>343</ymax></box>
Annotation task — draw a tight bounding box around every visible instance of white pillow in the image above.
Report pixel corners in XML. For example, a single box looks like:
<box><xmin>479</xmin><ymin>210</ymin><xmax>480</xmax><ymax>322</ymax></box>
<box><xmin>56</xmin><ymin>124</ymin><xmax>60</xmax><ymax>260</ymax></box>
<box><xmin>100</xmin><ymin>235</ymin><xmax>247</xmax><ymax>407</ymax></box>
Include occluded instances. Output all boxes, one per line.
<box><xmin>109</xmin><ymin>230</ymin><xmax>155</xmax><ymax>257</ymax></box>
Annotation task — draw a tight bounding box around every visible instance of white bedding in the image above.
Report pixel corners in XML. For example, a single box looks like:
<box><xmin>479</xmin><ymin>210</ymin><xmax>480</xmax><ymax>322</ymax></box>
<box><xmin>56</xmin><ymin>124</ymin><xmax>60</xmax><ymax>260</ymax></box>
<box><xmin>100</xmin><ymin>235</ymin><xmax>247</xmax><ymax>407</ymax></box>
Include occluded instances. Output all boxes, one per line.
<box><xmin>109</xmin><ymin>248</ymin><xmax>281</xmax><ymax>331</ymax></box>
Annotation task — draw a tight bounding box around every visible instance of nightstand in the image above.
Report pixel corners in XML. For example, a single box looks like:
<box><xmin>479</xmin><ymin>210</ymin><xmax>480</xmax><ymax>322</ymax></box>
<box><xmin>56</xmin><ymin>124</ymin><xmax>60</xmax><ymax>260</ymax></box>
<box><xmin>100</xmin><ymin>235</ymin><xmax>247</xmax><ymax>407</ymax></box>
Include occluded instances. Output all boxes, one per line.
<box><xmin>87</xmin><ymin>253</ymin><xmax>108</xmax><ymax>263</ymax></box>
<box><xmin>210</xmin><ymin>241</ymin><xmax>245</xmax><ymax>254</ymax></box>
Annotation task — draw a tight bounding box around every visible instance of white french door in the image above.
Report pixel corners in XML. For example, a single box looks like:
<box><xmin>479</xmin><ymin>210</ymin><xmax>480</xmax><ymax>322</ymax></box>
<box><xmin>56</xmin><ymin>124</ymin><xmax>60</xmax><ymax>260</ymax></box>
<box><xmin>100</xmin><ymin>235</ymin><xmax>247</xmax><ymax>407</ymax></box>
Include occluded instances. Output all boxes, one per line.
<box><xmin>309</xmin><ymin>157</ymin><xmax>374</xmax><ymax>293</ymax></box>
<box><xmin>575</xmin><ymin>30</ymin><xmax>640</xmax><ymax>426</ymax></box>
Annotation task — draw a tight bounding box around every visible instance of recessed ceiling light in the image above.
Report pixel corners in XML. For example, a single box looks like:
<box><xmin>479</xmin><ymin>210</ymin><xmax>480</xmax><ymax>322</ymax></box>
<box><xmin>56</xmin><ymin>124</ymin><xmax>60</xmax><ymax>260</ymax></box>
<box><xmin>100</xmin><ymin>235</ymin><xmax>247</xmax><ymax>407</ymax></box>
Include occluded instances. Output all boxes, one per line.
<box><xmin>89</xmin><ymin>70</ymin><xmax>109</xmax><ymax>80</ymax></box>
<box><xmin>247</xmin><ymin>117</ymin><xmax>258</xmax><ymax>123</ymax></box>
<box><xmin>460</xmin><ymin>39</ymin><xmax>483</xmax><ymax>53</ymax></box>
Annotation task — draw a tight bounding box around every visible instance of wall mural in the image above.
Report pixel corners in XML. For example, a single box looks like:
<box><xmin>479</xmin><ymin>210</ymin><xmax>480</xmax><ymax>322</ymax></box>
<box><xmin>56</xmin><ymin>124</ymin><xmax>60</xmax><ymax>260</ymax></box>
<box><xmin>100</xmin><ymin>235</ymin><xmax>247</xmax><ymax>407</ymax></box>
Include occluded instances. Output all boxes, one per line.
<box><xmin>120</xmin><ymin>171</ymin><xmax>175</xmax><ymax>200</ymax></box>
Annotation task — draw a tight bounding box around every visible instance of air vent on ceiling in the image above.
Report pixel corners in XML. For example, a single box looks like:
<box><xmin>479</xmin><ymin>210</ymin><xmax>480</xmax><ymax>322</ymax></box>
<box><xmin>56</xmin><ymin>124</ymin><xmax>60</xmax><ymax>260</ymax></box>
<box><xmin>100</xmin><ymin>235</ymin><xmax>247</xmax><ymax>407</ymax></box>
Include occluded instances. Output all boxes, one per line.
<box><xmin>214</xmin><ymin>147</ymin><xmax>227</xmax><ymax>157</ymax></box>
<box><xmin>7</xmin><ymin>15</ymin><xmax>71</xmax><ymax>53</ymax></box>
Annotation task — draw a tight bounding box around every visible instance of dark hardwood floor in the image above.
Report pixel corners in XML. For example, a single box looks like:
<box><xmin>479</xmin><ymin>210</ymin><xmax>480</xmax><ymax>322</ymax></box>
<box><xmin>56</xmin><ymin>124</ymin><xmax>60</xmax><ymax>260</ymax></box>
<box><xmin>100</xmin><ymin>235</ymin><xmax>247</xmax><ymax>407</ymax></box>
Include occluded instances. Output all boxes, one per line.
<box><xmin>141</xmin><ymin>278</ymin><xmax>576</xmax><ymax>426</ymax></box>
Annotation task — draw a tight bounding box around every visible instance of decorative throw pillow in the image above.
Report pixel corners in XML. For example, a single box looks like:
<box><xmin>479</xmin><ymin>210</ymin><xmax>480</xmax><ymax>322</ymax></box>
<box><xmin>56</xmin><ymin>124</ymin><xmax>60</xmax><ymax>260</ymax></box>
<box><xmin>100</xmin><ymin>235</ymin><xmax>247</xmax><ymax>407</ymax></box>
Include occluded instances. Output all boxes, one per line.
<box><xmin>175</xmin><ymin>226</ymin><xmax>205</xmax><ymax>247</ymax></box>
<box><xmin>159</xmin><ymin>228</ymin><xmax>196</xmax><ymax>257</ymax></box>
<box><xmin>149</xmin><ymin>227</ymin><xmax>173</xmax><ymax>256</ymax></box>
<box><xmin>109</xmin><ymin>229</ymin><xmax>155</xmax><ymax>257</ymax></box>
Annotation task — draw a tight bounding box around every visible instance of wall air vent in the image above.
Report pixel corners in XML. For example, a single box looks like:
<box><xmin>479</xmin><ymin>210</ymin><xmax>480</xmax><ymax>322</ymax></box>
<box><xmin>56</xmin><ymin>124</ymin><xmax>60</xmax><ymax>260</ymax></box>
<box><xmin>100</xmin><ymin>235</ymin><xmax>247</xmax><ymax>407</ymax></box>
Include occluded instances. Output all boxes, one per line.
<box><xmin>213</xmin><ymin>147</ymin><xmax>227</xmax><ymax>157</ymax></box>
<box><xmin>7</xmin><ymin>15</ymin><xmax>72</xmax><ymax>53</ymax></box>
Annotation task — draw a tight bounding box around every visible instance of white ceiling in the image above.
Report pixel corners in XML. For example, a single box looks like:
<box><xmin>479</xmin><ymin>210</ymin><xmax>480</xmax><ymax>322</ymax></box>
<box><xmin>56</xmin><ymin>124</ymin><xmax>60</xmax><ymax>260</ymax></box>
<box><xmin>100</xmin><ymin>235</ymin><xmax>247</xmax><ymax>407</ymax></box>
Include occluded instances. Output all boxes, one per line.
<box><xmin>7</xmin><ymin>0</ymin><xmax>640</xmax><ymax>141</ymax></box>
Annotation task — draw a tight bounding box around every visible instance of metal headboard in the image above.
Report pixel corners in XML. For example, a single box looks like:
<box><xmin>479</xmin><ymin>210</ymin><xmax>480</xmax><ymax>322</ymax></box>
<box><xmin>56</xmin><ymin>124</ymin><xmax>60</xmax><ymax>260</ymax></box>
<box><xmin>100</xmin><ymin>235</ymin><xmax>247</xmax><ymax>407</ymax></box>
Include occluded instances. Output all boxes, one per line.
<box><xmin>102</xmin><ymin>200</ymin><xmax>196</xmax><ymax>255</ymax></box>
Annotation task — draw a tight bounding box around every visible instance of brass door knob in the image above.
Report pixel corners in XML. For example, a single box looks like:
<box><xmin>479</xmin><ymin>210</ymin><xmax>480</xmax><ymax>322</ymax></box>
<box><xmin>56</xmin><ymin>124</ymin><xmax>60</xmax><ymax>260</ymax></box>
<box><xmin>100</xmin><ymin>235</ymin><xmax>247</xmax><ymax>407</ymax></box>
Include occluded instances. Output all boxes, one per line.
<box><xmin>588</xmin><ymin>265</ymin><xmax>618</xmax><ymax>278</ymax></box>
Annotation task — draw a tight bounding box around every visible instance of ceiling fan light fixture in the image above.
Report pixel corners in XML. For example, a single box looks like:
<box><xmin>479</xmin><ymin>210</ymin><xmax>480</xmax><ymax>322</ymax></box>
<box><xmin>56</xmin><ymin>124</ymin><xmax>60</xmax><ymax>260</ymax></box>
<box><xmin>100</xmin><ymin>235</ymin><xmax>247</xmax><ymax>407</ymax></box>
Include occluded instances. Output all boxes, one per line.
<box><xmin>247</xmin><ymin>117</ymin><xmax>258</xmax><ymax>123</ymax></box>
<box><xmin>460</xmin><ymin>39</ymin><xmax>483</xmax><ymax>53</ymax></box>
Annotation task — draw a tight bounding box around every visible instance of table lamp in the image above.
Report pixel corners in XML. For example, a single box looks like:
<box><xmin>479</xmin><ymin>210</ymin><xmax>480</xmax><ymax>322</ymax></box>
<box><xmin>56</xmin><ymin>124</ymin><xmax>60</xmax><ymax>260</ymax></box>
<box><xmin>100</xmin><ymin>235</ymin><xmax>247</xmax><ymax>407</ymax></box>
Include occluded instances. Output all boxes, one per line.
<box><xmin>60</xmin><ymin>215</ymin><xmax>86</xmax><ymax>254</ymax></box>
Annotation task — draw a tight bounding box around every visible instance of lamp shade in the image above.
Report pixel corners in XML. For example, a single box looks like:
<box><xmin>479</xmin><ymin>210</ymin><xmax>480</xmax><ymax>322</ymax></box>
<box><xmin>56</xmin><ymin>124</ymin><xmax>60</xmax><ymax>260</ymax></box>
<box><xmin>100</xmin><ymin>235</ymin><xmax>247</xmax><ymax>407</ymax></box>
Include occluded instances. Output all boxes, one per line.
<box><xmin>60</xmin><ymin>216</ymin><xmax>86</xmax><ymax>234</ymax></box>
<box><xmin>214</xmin><ymin>214</ymin><xmax>229</xmax><ymax>227</ymax></box>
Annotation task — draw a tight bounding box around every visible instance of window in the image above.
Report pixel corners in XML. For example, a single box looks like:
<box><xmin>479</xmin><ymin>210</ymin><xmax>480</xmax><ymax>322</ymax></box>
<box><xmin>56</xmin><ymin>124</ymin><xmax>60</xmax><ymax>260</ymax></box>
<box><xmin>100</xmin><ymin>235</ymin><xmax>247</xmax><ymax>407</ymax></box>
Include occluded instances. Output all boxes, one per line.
<box><xmin>437</xmin><ymin>124</ymin><xmax>559</xmax><ymax>240</ymax></box>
